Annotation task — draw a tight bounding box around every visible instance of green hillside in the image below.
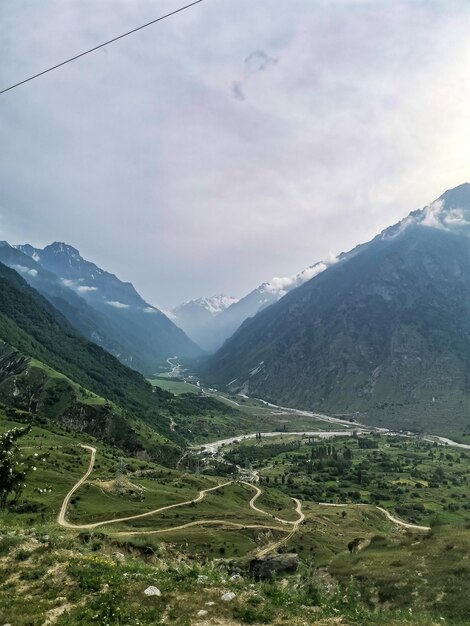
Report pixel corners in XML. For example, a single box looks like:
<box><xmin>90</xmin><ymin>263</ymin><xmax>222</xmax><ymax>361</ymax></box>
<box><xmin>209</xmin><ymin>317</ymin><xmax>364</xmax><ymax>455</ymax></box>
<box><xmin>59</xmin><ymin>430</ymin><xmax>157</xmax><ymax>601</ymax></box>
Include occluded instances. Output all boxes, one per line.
<box><xmin>0</xmin><ymin>262</ymin><xmax>236</xmax><ymax>462</ymax></box>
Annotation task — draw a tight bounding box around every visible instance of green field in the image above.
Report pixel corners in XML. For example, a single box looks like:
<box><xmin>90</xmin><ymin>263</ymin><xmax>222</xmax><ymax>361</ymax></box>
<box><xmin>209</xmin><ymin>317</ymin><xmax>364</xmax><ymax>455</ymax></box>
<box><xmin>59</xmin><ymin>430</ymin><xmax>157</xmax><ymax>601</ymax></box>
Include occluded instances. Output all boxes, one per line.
<box><xmin>148</xmin><ymin>376</ymin><xmax>200</xmax><ymax>395</ymax></box>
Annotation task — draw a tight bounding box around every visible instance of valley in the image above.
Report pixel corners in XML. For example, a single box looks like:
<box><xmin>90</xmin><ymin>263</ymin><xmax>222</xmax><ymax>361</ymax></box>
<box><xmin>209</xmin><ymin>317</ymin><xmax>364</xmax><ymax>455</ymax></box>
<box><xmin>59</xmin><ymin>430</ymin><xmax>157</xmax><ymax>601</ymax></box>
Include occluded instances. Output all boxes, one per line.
<box><xmin>3</xmin><ymin>400</ymin><xmax>470</xmax><ymax>625</ymax></box>
<box><xmin>2</xmin><ymin>187</ymin><xmax>470</xmax><ymax>625</ymax></box>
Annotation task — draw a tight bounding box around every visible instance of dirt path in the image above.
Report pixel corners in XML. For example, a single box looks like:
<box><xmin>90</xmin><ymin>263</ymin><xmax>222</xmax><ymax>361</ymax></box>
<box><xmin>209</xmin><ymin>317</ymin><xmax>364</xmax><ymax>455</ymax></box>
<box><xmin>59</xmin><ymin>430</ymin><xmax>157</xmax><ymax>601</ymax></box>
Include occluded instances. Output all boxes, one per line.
<box><xmin>58</xmin><ymin>444</ymin><xmax>427</xmax><ymax>559</ymax></box>
<box><xmin>242</xmin><ymin>481</ymin><xmax>294</xmax><ymax>525</ymax></box>
<box><xmin>376</xmin><ymin>506</ymin><xmax>430</xmax><ymax>531</ymax></box>
<box><xmin>255</xmin><ymin>498</ymin><xmax>305</xmax><ymax>557</ymax></box>
<box><xmin>318</xmin><ymin>502</ymin><xmax>430</xmax><ymax>532</ymax></box>
<box><xmin>57</xmin><ymin>444</ymin><xmax>96</xmax><ymax>526</ymax></box>
<box><xmin>60</xmin><ymin>476</ymin><xmax>233</xmax><ymax>530</ymax></box>
<box><xmin>113</xmin><ymin>519</ymin><xmax>287</xmax><ymax>536</ymax></box>
<box><xmin>57</xmin><ymin>447</ymin><xmax>301</xmax><ymax>538</ymax></box>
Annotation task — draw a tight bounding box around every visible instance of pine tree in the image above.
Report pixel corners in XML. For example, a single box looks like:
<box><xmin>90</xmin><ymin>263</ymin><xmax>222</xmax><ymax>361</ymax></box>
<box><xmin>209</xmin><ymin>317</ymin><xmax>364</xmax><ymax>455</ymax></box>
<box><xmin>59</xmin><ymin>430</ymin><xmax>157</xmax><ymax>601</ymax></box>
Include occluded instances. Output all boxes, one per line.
<box><xmin>115</xmin><ymin>456</ymin><xmax>127</xmax><ymax>489</ymax></box>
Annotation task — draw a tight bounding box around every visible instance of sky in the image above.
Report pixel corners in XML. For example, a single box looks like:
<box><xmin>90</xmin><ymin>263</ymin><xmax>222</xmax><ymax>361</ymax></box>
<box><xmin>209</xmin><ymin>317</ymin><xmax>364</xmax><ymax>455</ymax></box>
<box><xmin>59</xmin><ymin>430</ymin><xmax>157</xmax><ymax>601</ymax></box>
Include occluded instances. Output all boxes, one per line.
<box><xmin>1</xmin><ymin>0</ymin><xmax>470</xmax><ymax>309</ymax></box>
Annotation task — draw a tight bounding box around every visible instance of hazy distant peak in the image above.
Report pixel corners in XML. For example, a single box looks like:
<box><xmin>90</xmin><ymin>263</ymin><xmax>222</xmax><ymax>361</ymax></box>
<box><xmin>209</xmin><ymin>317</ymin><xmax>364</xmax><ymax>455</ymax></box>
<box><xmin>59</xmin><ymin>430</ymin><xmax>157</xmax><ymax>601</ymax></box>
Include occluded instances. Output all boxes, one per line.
<box><xmin>174</xmin><ymin>294</ymin><xmax>238</xmax><ymax>316</ymax></box>
<box><xmin>44</xmin><ymin>241</ymin><xmax>81</xmax><ymax>257</ymax></box>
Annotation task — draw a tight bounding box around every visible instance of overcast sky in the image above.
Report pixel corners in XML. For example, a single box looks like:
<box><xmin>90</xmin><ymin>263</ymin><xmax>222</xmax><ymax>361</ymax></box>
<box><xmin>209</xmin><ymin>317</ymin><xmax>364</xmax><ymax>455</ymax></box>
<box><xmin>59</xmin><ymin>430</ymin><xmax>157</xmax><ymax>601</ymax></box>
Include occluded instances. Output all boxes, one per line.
<box><xmin>2</xmin><ymin>0</ymin><xmax>470</xmax><ymax>309</ymax></box>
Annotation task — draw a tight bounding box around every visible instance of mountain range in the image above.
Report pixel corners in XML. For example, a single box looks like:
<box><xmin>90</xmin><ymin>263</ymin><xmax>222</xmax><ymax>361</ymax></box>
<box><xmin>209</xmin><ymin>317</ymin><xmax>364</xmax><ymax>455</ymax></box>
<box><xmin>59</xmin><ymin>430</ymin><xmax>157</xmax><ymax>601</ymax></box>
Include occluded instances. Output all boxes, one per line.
<box><xmin>0</xmin><ymin>258</ymin><xmax>235</xmax><ymax>463</ymax></box>
<box><xmin>172</xmin><ymin>260</ymin><xmax>332</xmax><ymax>352</ymax></box>
<box><xmin>201</xmin><ymin>183</ymin><xmax>470</xmax><ymax>437</ymax></box>
<box><xmin>0</xmin><ymin>241</ymin><xmax>201</xmax><ymax>375</ymax></box>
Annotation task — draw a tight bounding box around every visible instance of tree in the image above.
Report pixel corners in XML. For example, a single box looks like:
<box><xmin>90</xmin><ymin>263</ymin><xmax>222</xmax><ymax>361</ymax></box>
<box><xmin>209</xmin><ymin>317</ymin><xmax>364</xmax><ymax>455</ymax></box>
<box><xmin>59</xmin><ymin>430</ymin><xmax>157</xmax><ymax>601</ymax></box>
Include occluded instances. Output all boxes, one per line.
<box><xmin>115</xmin><ymin>456</ymin><xmax>127</xmax><ymax>489</ymax></box>
<box><xmin>0</xmin><ymin>425</ymin><xmax>31</xmax><ymax>510</ymax></box>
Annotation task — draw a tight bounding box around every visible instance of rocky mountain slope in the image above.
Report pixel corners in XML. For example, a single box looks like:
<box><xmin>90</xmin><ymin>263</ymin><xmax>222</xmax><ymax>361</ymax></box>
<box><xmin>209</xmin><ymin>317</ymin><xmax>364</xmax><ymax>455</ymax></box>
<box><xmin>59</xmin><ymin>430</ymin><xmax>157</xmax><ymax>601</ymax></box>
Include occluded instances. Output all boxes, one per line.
<box><xmin>1</xmin><ymin>242</ymin><xmax>201</xmax><ymax>374</ymax></box>
<box><xmin>202</xmin><ymin>184</ymin><xmax>470</xmax><ymax>437</ymax></box>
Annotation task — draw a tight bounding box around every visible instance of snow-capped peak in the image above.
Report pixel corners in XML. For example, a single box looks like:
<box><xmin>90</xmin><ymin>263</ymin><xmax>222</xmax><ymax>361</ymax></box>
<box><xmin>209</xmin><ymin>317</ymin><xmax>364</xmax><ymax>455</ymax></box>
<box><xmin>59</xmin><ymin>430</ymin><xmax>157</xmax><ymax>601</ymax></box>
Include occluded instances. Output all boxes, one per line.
<box><xmin>174</xmin><ymin>294</ymin><xmax>238</xmax><ymax>316</ymax></box>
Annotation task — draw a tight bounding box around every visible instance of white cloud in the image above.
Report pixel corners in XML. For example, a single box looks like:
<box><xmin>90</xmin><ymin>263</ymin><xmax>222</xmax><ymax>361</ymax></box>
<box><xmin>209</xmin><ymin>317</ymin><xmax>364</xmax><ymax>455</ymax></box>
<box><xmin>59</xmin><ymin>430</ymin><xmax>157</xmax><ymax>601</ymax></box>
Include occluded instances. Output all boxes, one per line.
<box><xmin>143</xmin><ymin>306</ymin><xmax>158</xmax><ymax>313</ymax></box>
<box><xmin>77</xmin><ymin>285</ymin><xmax>98</xmax><ymax>293</ymax></box>
<box><xmin>442</xmin><ymin>208</ymin><xmax>470</xmax><ymax>227</ymax></box>
<box><xmin>14</xmin><ymin>265</ymin><xmax>38</xmax><ymax>278</ymax></box>
<box><xmin>421</xmin><ymin>200</ymin><xmax>446</xmax><ymax>229</ymax></box>
<box><xmin>60</xmin><ymin>278</ymin><xmax>75</xmax><ymax>288</ymax></box>
<box><xmin>107</xmin><ymin>300</ymin><xmax>129</xmax><ymax>309</ymax></box>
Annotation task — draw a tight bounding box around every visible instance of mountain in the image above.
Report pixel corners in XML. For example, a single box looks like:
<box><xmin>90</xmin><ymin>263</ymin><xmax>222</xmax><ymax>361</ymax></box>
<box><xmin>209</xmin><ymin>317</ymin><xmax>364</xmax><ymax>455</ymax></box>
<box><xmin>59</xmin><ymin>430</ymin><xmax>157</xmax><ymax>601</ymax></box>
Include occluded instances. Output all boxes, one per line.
<box><xmin>173</xmin><ymin>261</ymin><xmax>331</xmax><ymax>352</ymax></box>
<box><xmin>8</xmin><ymin>242</ymin><xmax>202</xmax><ymax>374</ymax></box>
<box><xmin>171</xmin><ymin>294</ymin><xmax>238</xmax><ymax>349</ymax></box>
<box><xmin>0</xmin><ymin>261</ymin><xmax>235</xmax><ymax>463</ymax></box>
<box><xmin>202</xmin><ymin>184</ymin><xmax>470</xmax><ymax>437</ymax></box>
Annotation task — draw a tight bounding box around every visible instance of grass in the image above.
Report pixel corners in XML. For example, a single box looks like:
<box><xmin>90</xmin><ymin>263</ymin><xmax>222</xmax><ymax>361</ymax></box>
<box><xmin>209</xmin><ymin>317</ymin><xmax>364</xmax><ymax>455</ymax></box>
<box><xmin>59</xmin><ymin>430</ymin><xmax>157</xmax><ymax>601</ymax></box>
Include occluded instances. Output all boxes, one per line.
<box><xmin>3</xmin><ymin>414</ymin><xmax>470</xmax><ymax>624</ymax></box>
<box><xmin>148</xmin><ymin>377</ymin><xmax>200</xmax><ymax>395</ymax></box>
<box><xmin>0</xmin><ymin>523</ymin><xmax>454</xmax><ymax>626</ymax></box>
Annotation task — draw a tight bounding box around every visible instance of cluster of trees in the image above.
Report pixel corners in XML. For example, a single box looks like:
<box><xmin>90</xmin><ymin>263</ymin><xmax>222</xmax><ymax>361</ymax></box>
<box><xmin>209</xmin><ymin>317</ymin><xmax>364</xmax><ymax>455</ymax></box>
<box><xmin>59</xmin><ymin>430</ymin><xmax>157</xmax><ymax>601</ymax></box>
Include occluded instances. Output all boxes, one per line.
<box><xmin>225</xmin><ymin>441</ymin><xmax>301</xmax><ymax>467</ymax></box>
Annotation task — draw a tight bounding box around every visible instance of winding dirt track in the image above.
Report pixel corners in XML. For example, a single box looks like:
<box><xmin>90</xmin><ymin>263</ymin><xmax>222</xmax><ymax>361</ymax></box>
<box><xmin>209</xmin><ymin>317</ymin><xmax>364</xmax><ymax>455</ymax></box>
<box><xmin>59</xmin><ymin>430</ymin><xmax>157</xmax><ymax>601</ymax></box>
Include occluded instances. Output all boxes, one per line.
<box><xmin>376</xmin><ymin>506</ymin><xmax>429</xmax><ymax>531</ymax></box>
<box><xmin>256</xmin><ymin>498</ymin><xmax>305</xmax><ymax>557</ymax></box>
<box><xmin>57</xmin><ymin>445</ymin><xmax>96</xmax><ymax>527</ymax></box>
<box><xmin>318</xmin><ymin>502</ymin><xmax>430</xmax><ymax>532</ymax></box>
<box><xmin>58</xmin><ymin>445</ymin><xmax>426</xmax><ymax>559</ymax></box>
<box><xmin>57</xmin><ymin>446</ymin><xmax>303</xmax><ymax>546</ymax></box>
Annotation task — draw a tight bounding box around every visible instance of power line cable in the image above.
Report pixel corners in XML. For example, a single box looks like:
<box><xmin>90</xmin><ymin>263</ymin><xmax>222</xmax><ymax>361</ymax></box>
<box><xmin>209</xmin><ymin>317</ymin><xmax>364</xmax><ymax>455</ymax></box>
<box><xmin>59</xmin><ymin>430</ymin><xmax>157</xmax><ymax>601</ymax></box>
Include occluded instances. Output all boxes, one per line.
<box><xmin>0</xmin><ymin>0</ymin><xmax>205</xmax><ymax>96</ymax></box>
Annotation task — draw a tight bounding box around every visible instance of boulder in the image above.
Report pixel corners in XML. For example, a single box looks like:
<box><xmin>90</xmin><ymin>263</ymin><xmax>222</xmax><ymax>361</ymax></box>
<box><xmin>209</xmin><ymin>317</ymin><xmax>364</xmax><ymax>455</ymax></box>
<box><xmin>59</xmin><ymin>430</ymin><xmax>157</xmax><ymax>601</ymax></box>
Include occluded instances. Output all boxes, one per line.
<box><xmin>221</xmin><ymin>591</ymin><xmax>236</xmax><ymax>601</ymax></box>
<box><xmin>249</xmin><ymin>553</ymin><xmax>299</xmax><ymax>580</ymax></box>
<box><xmin>144</xmin><ymin>585</ymin><xmax>161</xmax><ymax>596</ymax></box>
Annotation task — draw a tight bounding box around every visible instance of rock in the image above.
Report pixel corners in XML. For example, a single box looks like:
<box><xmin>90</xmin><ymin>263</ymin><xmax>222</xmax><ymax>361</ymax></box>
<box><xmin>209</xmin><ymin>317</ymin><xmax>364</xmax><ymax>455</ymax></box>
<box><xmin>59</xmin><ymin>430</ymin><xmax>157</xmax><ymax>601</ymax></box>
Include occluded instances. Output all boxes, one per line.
<box><xmin>230</xmin><ymin>573</ymin><xmax>242</xmax><ymax>581</ymax></box>
<box><xmin>249</xmin><ymin>553</ymin><xmax>299</xmax><ymax>580</ymax></box>
<box><xmin>144</xmin><ymin>585</ymin><xmax>161</xmax><ymax>596</ymax></box>
<box><xmin>197</xmin><ymin>610</ymin><xmax>208</xmax><ymax>617</ymax></box>
<box><xmin>114</xmin><ymin>552</ymin><xmax>125</xmax><ymax>561</ymax></box>
<box><xmin>197</xmin><ymin>574</ymin><xmax>209</xmax><ymax>583</ymax></box>
<box><xmin>205</xmin><ymin>601</ymin><xmax>215</xmax><ymax>606</ymax></box>
<box><xmin>221</xmin><ymin>591</ymin><xmax>236</xmax><ymax>601</ymax></box>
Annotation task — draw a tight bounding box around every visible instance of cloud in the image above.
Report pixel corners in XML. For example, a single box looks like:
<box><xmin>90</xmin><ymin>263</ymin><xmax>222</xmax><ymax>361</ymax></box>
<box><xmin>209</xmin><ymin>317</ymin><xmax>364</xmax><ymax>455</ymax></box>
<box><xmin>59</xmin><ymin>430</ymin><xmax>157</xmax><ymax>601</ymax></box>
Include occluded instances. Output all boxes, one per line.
<box><xmin>244</xmin><ymin>50</ymin><xmax>277</xmax><ymax>73</ymax></box>
<box><xmin>421</xmin><ymin>200</ymin><xmax>446</xmax><ymax>229</ymax></box>
<box><xmin>442</xmin><ymin>208</ymin><xmax>470</xmax><ymax>227</ymax></box>
<box><xmin>143</xmin><ymin>306</ymin><xmax>157</xmax><ymax>313</ymax></box>
<box><xmin>61</xmin><ymin>278</ymin><xmax>75</xmax><ymax>288</ymax></box>
<box><xmin>77</xmin><ymin>285</ymin><xmax>98</xmax><ymax>293</ymax></box>
<box><xmin>14</xmin><ymin>265</ymin><xmax>38</xmax><ymax>278</ymax></box>
<box><xmin>267</xmin><ymin>260</ymin><xmax>331</xmax><ymax>295</ymax></box>
<box><xmin>107</xmin><ymin>300</ymin><xmax>129</xmax><ymax>309</ymax></box>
